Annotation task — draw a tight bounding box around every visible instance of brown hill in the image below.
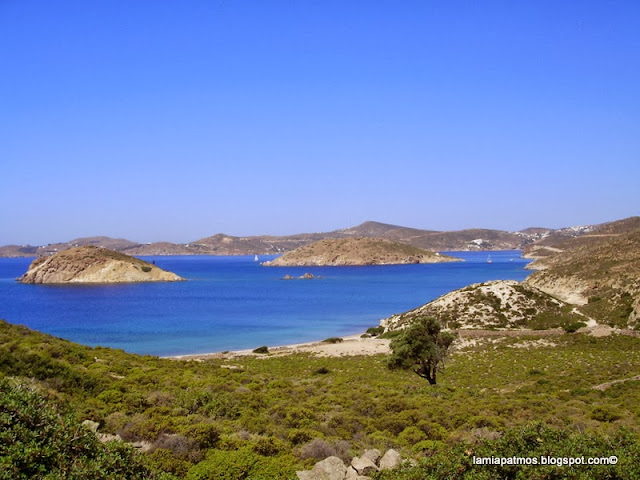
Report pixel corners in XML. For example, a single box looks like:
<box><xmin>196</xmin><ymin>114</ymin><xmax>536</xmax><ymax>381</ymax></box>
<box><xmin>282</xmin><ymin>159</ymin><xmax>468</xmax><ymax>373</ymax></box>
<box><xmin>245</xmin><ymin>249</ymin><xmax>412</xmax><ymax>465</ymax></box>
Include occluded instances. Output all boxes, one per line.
<box><xmin>0</xmin><ymin>236</ymin><xmax>140</xmax><ymax>258</ymax></box>
<box><xmin>525</xmin><ymin>227</ymin><xmax>640</xmax><ymax>327</ymax></box>
<box><xmin>262</xmin><ymin>237</ymin><xmax>462</xmax><ymax>266</ymax></box>
<box><xmin>523</xmin><ymin>217</ymin><xmax>640</xmax><ymax>261</ymax></box>
<box><xmin>18</xmin><ymin>246</ymin><xmax>184</xmax><ymax>284</ymax></box>
<box><xmin>8</xmin><ymin>218</ymin><xmax>636</xmax><ymax>258</ymax></box>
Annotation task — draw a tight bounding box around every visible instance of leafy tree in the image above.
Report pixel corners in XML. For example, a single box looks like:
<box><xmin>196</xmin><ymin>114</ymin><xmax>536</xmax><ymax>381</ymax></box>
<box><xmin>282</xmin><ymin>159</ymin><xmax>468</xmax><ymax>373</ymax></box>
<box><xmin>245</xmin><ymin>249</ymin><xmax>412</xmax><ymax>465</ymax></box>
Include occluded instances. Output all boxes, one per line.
<box><xmin>386</xmin><ymin>317</ymin><xmax>456</xmax><ymax>384</ymax></box>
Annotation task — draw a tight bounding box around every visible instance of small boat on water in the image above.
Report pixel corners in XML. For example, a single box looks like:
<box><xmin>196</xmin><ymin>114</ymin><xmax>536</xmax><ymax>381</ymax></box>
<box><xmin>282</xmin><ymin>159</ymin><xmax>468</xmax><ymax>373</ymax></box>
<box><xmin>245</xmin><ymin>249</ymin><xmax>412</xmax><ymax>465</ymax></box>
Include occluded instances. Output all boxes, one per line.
<box><xmin>487</xmin><ymin>254</ymin><xmax>493</xmax><ymax>264</ymax></box>
<box><xmin>254</xmin><ymin>254</ymin><xmax>259</xmax><ymax>262</ymax></box>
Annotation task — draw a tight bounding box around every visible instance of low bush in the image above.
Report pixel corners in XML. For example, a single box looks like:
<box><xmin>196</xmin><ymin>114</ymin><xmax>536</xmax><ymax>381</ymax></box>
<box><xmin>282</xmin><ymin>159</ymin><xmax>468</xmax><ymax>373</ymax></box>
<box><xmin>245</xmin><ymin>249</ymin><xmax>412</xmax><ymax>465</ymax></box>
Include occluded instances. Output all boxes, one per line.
<box><xmin>563</xmin><ymin>321</ymin><xmax>587</xmax><ymax>333</ymax></box>
<box><xmin>0</xmin><ymin>379</ymin><xmax>151</xmax><ymax>479</ymax></box>
<box><xmin>366</xmin><ymin>326</ymin><xmax>385</xmax><ymax>336</ymax></box>
<box><xmin>374</xmin><ymin>422</ymin><xmax>640</xmax><ymax>479</ymax></box>
<box><xmin>322</xmin><ymin>337</ymin><xmax>343</xmax><ymax>344</ymax></box>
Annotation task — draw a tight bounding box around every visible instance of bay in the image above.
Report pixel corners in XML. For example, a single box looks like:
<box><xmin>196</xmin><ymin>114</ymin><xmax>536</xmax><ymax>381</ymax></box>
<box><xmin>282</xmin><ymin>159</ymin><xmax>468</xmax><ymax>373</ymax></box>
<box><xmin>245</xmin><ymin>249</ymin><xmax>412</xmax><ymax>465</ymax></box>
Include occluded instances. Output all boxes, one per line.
<box><xmin>0</xmin><ymin>251</ymin><xmax>531</xmax><ymax>356</ymax></box>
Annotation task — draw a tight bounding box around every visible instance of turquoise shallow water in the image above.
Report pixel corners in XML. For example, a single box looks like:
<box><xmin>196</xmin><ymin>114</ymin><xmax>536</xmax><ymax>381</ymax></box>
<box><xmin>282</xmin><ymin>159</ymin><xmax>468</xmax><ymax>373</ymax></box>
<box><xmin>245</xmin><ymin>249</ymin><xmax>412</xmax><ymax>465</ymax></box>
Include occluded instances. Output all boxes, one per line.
<box><xmin>0</xmin><ymin>251</ymin><xmax>531</xmax><ymax>356</ymax></box>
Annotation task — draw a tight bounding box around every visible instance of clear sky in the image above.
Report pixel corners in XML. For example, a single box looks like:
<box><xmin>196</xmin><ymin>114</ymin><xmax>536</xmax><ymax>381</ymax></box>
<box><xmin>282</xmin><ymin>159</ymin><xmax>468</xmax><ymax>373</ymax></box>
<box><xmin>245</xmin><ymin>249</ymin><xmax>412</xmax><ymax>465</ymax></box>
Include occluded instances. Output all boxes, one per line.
<box><xmin>1</xmin><ymin>1</ymin><xmax>639</xmax><ymax>245</ymax></box>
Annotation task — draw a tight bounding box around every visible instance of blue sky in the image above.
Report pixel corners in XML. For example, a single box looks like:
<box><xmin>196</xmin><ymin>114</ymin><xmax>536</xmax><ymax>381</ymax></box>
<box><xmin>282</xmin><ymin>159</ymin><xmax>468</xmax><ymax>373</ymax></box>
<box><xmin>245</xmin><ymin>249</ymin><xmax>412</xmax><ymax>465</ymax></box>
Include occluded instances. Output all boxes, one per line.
<box><xmin>1</xmin><ymin>1</ymin><xmax>639</xmax><ymax>245</ymax></box>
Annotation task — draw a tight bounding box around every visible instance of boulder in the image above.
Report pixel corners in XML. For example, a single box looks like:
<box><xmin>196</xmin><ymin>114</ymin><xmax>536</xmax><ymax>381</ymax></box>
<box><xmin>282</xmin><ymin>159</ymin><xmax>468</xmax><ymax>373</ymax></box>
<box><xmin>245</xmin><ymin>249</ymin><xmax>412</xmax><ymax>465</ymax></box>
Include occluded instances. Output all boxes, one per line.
<box><xmin>362</xmin><ymin>449</ymin><xmax>382</xmax><ymax>465</ymax></box>
<box><xmin>345</xmin><ymin>465</ymin><xmax>371</xmax><ymax>479</ymax></box>
<box><xmin>296</xmin><ymin>471</ymin><xmax>317</xmax><ymax>480</ymax></box>
<box><xmin>296</xmin><ymin>456</ymin><xmax>347</xmax><ymax>480</ymax></box>
<box><xmin>351</xmin><ymin>456</ymin><xmax>378</xmax><ymax>476</ymax></box>
<box><xmin>379</xmin><ymin>449</ymin><xmax>402</xmax><ymax>470</ymax></box>
<box><xmin>314</xmin><ymin>456</ymin><xmax>348</xmax><ymax>480</ymax></box>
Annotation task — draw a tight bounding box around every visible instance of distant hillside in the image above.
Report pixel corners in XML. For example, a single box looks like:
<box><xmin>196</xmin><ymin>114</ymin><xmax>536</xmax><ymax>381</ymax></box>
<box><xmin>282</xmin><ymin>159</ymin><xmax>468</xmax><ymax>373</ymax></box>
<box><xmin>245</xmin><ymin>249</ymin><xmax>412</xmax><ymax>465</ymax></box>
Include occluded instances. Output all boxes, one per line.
<box><xmin>262</xmin><ymin>237</ymin><xmax>462</xmax><ymax>266</ymax></box>
<box><xmin>526</xmin><ymin>226</ymin><xmax>640</xmax><ymax>327</ymax></box>
<box><xmin>5</xmin><ymin>217</ymin><xmax>638</xmax><ymax>257</ymax></box>
<box><xmin>0</xmin><ymin>236</ymin><xmax>140</xmax><ymax>258</ymax></box>
<box><xmin>381</xmin><ymin>280</ymin><xmax>584</xmax><ymax>331</ymax></box>
<box><xmin>523</xmin><ymin>217</ymin><xmax>640</xmax><ymax>261</ymax></box>
<box><xmin>18</xmin><ymin>246</ymin><xmax>184</xmax><ymax>284</ymax></box>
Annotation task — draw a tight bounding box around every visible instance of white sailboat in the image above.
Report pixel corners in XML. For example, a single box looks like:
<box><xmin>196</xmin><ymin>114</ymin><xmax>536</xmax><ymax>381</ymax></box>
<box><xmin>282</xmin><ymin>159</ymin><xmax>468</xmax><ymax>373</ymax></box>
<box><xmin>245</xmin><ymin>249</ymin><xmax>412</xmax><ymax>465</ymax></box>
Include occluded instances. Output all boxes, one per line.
<box><xmin>254</xmin><ymin>254</ymin><xmax>259</xmax><ymax>262</ymax></box>
<box><xmin>487</xmin><ymin>254</ymin><xmax>493</xmax><ymax>264</ymax></box>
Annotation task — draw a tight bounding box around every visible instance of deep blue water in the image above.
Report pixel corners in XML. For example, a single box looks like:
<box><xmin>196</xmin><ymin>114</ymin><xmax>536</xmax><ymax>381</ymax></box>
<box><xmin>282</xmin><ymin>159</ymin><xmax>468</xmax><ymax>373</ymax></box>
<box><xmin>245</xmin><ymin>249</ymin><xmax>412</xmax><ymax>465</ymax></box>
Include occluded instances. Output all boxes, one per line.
<box><xmin>0</xmin><ymin>251</ymin><xmax>531</xmax><ymax>356</ymax></box>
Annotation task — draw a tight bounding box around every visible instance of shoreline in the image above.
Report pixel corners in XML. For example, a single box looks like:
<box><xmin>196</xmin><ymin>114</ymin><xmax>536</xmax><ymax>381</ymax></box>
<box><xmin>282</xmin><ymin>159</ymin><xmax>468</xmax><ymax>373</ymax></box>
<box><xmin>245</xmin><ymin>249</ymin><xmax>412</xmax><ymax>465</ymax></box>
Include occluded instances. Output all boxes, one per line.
<box><xmin>163</xmin><ymin>324</ymin><xmax>626</xmax><ymax>361</ymax></box>
<box><xmin>165</xmin><ymin>332</ymin><xmax>392</xmax><ymax>360</ymax></box>
<box><xmin>163</xmin><ymin>326</ymin><xmax>585</xmax><ymax>362</ymax></box>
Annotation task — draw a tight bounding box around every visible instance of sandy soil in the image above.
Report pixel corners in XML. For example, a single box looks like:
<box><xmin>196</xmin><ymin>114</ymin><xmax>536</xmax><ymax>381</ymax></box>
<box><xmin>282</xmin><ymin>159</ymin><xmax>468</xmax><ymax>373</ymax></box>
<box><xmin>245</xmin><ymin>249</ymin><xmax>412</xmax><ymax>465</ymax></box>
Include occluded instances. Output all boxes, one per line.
<box><xmin>168</xmin><ymin>334</ymin><xmax>391</xmax><ymax>361</ymax></box>
<box><xmin>167</xmin><ymin>325</ymin><xmax>637</xmax><ymax>361</ymax></box>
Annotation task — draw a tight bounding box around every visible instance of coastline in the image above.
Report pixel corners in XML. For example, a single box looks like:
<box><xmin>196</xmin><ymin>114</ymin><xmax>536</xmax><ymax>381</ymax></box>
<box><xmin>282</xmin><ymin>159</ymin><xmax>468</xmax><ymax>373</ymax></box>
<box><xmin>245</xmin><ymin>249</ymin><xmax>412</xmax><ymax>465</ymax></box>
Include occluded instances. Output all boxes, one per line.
<box><xmin>165</xmin><ymin>332</ymin><xmax>392</xmax><ymax>361</ymax></box>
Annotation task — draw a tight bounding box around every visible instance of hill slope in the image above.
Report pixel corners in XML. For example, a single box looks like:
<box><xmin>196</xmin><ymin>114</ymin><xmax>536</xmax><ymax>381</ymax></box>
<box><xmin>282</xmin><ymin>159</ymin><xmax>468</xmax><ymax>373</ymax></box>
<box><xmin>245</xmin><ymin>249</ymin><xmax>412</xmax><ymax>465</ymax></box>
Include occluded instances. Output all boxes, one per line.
<box><xmin>381</xmin><ymin>280</ymin><xmax>583</xmax><ymax>331</ymax></box>
<box><xmin>523</xmin><ymin>216</ymin><xmax>640</xmax><ymax>262</ymax></box>
<box><xmin>525</xmin><ymin>227</ymin><xmax>640</xmax><ymax>327</ymax></box>
<box><xmin>18</xmin><ymin>246</ymin><xmax>184</xmax><ymax>284</ymax></box>
<box><xmin>262</xmin><ymin>237</ymin><xmax>462</xmax><ymax>266</ymax></box>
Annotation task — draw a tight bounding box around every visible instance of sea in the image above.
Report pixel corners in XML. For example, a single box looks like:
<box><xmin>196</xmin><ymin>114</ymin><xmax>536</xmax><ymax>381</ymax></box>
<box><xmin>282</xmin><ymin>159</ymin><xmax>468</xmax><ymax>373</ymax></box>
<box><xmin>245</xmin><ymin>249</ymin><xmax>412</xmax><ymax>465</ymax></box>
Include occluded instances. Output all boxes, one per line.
<box><xmin>0</xmin><ymin>251</ymin><xmax>532</xmax><ymax>357</ymax></box>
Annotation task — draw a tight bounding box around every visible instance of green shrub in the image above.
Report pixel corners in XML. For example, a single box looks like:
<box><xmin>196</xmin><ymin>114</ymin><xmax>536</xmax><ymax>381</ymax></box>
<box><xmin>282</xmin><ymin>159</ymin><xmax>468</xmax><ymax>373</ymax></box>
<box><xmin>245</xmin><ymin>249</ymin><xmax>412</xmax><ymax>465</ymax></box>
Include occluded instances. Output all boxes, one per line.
<box><xmin>366</xmin><ymin>326</ymin><xmax>385</xmax><ymax>336</ymax></box>
<box><xmin>591</xmin><ymin>405</ymin><xmax>622</xmax><ymax>422</ymax></box>
<box><xmin>184</xmin><ymin>423</ymin><xmax>221</xmax><ymax>449</ymax></box>
<box><xmin>0</xmin><ymin>379</ymin><xmax>151</xmax><ymax>479</ymax></box>
<box><xmin>251</xmin><ymin>436</ymin><xmax>287</xmax><ymax>456</ymax></box>
<box><xmin>186</xmin><ymin>447</ymin><xmax>295</xmax><ymax>480</ymax></box>
<box><xmin>141</xmin><ymin>266</ymin><xmax>152</xmax><ymax>273</ymax></box>
<box><xmin>374</xmin><ymin>422</ymin><xmax>640</xmax><ymax>479</ymax></box>
<box><xmin>322</xmin><ymin>337</ymin><xmax>344</xmax><ymax>344</ymax></box>
<box><xmin>378</xmin><ymin>330</ymin><xmax>403</xmax><ymax>339</ymax></box>
<box><xmin>397</xmin><ymin>426</ymin><xmax>428</xmax><ymax>446</ymax></box>
<box><xmin>288</xmin><ymin>429</ymin><xmax>314</xmax><ymax>445</ymax></box>
<box><xmin>563</xmin><ymin>321</ymin><xmax>587</xmax><ymax>333</ymax></box>
<box><xmin>252</xmin><ymin>346</ymin><xmax>269</xmax><ymax>354</ymax></box>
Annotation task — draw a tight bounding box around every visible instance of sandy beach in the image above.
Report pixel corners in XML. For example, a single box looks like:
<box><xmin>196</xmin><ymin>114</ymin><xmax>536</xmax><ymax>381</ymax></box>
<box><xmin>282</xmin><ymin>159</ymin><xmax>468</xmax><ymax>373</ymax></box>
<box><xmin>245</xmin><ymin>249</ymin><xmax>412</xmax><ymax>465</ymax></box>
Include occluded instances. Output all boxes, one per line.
<box><xmin>166</xmin><ymin>324</ymin><xmax>622</xmax><ymax>362</ymax></box>
<box><xmin>167</xmin><ymin>333</ymin><xmax>392</xmax><ymax>361</ymax></box>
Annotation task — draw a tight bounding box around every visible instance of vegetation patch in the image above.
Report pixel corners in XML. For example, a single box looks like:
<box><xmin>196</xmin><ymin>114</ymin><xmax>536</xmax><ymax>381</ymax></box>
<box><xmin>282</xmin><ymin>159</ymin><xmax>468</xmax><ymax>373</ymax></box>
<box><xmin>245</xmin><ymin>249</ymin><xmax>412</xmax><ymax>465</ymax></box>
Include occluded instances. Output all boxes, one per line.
<box><xmin>3</xmin><ymin>320</ymin><xmax>640</xmax><ymax>478</ymax></box>
<box><xmin>322</xmin><ymin>337</ymin><xmax>344</xmax><ymax>344</ymax></box>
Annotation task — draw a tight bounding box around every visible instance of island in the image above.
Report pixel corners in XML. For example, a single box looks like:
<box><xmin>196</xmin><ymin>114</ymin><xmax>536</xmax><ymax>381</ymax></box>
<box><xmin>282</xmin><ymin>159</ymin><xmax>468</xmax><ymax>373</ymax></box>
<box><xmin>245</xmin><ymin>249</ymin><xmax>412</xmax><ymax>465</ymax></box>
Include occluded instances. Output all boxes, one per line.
<box><xmin>261</xmin><ymin>237</ymin><xmax>462</xmax><ymax>266</ymax></box>
<box><xmin>18</xmin><ymin>245</ymin><xmax>185</xmax><ymax>284</ymax></box>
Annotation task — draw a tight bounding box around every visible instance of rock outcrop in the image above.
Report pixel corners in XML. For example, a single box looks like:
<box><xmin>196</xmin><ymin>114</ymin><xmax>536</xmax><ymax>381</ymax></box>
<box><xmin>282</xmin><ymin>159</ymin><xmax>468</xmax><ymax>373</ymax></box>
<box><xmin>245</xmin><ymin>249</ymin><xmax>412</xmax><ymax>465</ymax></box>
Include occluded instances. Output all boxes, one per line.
<box><xmin>263</xmin><ymin>237</ymin><xmax>461</xmax><ymax>267</ymax></box>
<box><xmin>18</xmin><ymin>246</ymin><xmax>184</xmax><ymax>284</ymax></box>
<box><xmin>296</xmin><ymin>449</ymin><xmax>403</xmax><ymax>480</ymax></box>
<box><xmin>282</xmin><ymin>273</ymin><xmax>320</xmax><ymax>280</ymax></box>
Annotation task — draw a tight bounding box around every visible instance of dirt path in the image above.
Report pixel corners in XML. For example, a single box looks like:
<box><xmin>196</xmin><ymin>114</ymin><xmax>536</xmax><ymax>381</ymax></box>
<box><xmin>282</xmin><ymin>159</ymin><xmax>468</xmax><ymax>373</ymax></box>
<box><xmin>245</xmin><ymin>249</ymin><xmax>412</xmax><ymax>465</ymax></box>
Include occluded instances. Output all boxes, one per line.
<box><xmin>592</xmin><ymin>375</ymin><xmax>640</xmax><ymax>391</ymax></box>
